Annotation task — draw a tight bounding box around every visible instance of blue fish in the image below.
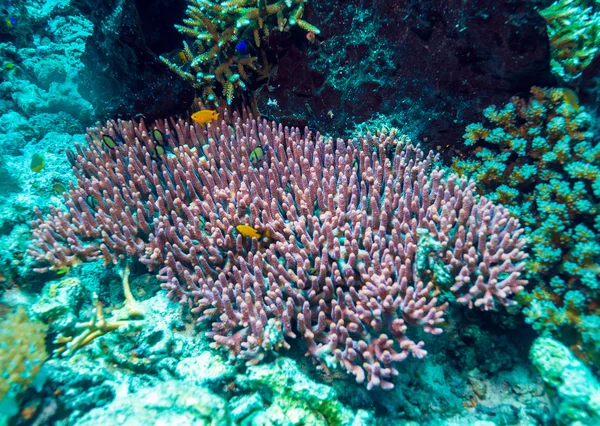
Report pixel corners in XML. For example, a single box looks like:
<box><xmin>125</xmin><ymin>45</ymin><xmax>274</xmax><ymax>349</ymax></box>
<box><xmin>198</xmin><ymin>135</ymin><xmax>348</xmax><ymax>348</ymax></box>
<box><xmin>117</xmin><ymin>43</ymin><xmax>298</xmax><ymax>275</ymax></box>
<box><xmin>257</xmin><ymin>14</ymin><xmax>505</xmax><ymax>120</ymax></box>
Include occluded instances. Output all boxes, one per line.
<box><xmin>236</xmin><ymin>40</ymin><xmax>250</xmax><ymax>56</ymax></box>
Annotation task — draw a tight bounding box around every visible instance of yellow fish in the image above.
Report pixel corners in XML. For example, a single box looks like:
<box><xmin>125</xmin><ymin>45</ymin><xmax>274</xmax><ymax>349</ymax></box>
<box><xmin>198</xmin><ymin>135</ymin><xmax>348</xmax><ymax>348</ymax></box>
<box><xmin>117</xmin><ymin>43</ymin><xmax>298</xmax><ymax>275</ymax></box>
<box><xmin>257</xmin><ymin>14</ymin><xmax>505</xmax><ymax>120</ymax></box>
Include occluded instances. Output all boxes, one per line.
<box><xmin>55</xmin><ymin>266</ymin><xmax>70</xmax><ymax>275</ymax></box>
<box><xmin>235</xmin><ymin>224</ymin><xmax>261</xmax><ymax>239</ymax></box>
<box><xmin>150</xmin><ymin>143</ymin><xmax>166</xmax><ymax>158</ymax></box>
<box><xmin>102</xmin><ymin>135</ymin><xmax>117</xmax><ymax>149</ymax></box>
<box><xmin>149</xmin><ymin>129</ymin><xmax>167</xmax><ymax>158</ymax></box>
<box><xmin>562</xmin><ymin>88</ymin><xmax>580</xmax><ymax>112</ymax></box>
<box><xmin>191</xmin><ymin>110</ymin><xmax>219</xmax><ymax>125</ymax></box>
<box><xmin>86</xmin><ymin>195</ymin><xmax>99</xmax><ymax>209</ymax></box>
<box><xmin>30</xmin><ymin>153</ymin><xmax>45</xmax><ymax>172</ymax></box>
<box><xmin>249</xmin><ymin>146</ymin><xmax>265</xmax><ymax>166</ymax></box>
<box><xmin>151</xmin><ymin>128</ymin><xmax>165</xmax><ymax>143</ymax></box>
<box><xmin>51</xmin><ymin>181</ymin><xmax>67</xmax><ymax>195</ymax></box>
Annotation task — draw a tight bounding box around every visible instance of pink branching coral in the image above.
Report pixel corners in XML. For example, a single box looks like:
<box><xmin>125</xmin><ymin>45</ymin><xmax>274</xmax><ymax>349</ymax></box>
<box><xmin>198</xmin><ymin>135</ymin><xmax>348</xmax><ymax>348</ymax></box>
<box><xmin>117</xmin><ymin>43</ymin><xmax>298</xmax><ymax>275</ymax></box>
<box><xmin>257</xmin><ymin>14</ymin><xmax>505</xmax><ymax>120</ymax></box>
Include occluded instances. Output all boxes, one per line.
<box><xmin>29</xmin><ymin>109</ymin><xmax>528</xmax><ymax>389</ymax></box>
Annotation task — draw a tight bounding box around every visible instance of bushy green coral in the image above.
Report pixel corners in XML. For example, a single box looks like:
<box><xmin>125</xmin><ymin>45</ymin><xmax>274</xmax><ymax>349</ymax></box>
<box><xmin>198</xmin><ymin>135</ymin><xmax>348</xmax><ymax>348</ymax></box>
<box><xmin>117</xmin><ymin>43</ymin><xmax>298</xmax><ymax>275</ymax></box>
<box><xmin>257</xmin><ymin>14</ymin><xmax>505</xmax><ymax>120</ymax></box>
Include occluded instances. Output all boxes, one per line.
<box><xmin>161</xmin><ymin>0</ymin><xmax>319</xmax><ymax>104</ymax></box>
<box><xmin>0</xmin><ymin>306</ymin><xmax>48</xmax><ymax>401</ymax></box>
<box><xmin>453</xmin><ymin>87</ymin><xmax>600</xmax><ymax>364</ymax></box>
<box><xmin>539</xmin><ymin>0</ymin><xmax>600</xmax><ymax>82</ymax></box>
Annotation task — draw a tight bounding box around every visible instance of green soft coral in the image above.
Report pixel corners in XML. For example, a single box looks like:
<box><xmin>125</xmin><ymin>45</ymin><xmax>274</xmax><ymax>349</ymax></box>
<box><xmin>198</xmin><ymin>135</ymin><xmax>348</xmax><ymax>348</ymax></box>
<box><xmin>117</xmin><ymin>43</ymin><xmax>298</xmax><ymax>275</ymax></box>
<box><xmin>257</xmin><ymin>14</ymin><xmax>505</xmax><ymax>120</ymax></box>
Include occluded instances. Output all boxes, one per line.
<box><xmin>453</xmin><ymin>86</ymin><xmax>600</xmax><ymax>365</ymax></box>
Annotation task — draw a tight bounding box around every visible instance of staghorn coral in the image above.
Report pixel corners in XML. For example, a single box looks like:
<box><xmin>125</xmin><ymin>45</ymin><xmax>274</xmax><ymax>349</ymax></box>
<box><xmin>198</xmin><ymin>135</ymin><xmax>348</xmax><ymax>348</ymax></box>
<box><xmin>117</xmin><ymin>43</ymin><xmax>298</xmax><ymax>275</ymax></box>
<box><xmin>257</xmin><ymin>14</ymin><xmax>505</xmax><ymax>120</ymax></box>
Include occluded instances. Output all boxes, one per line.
<box><xmin>453</xmin><ymin>86</ymin><xmax>600</xmax><ymax>364</ymax></box>
<box><xmin>539</xmin><ymin>0</ymin><xmax>600</xmax><ymax>82</ymax></box>
<box><xmin>160</xmin><ymin>0</ymin><xmax>319</xmax><ymax>105</ymax></box>
<box><xmin>28</xmin><ymin>109</ymin><xmax>527</xmax><ymax>389</ymax></box>
<box><xmin>0</xmin><ymin>306</ymin><xmax>48</xmax><ymax>401</ymax></box>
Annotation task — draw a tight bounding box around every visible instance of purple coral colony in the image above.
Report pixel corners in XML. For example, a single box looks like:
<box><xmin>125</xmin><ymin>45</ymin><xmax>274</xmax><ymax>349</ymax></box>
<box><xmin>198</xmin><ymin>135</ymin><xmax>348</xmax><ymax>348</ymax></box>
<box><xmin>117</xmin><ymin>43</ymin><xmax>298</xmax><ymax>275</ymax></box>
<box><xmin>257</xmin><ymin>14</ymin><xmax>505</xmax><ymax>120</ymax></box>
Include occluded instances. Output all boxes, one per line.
<box><xmin>2</xmin><ymin>0</ymin><xmax>600</xmax><ymax>424</ymax></box>
<box><xmin>29</xmin><ymin>108</ymin><xmax>528</xmax><ymax>389</ymax></box>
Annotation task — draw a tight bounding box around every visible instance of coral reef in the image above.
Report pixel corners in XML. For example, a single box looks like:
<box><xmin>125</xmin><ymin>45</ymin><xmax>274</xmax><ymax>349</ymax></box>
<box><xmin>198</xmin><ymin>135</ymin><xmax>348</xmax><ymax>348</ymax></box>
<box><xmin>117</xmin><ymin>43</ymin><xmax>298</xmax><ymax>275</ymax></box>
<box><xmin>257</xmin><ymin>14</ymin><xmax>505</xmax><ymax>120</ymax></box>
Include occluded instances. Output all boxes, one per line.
<box><xmin>452</xmin><ymin>87</ymin><xmax>600</xmax><ymax>363</ymax></box>
<box><xmin>74</xmin><ymin>381</ymin><xmax>229</xmax><ymax>426</ymax></box>
<box><xmin>161</xmin><ymin>0</ymin><xmax>319</xmax><ymax>104</ymax></box>
<box><xmin>10</xmin><ymin>262</ymin><xmax>548</xmax><ymax>425</ymax></box>
<box><xmin>1</xmin><ymin>0</ymin><xmax>595</xmax><ymax>424</ymax></box>
<box><xmin>0</xmin><ymin>3</ymin><xmax>94</xmax><ymax>124</ymax></box>
<box><xmin>75</xmin><ymin>0</ymin><xmax>197</xmax><ymax>120</ymax></box>
<box><xmin>0</xmin><ymin>0</ymin><xmax>97</xmax><ymax>291</ymax></box>
<box><xmin>21</xmin><ymin>272</ymin><xmax>375</xmax><ymax>425</ymax></box>
<box><xmin>539</xmin><ymin>0</ymin><xmax>600</xmax><ymax>82</ymax></box>
<box><xmin>530</xmin><ymin>337</ymin><xmax>600</xmax><ymax>425</ymax></box>
<box><xmin>29</xmin><ymin>108</ymin><xmax>527</xmax><ymax>389</ymax></box>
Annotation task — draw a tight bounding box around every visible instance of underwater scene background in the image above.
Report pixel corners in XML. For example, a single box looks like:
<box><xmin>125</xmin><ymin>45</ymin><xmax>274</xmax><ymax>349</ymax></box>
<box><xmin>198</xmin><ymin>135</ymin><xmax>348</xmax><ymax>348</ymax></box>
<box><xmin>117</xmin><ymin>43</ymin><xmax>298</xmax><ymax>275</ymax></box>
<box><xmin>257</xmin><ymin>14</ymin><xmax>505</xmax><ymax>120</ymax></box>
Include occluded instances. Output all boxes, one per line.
<box><xmin>1</xmin><ymin>0</ymin><xmax>600</xmax><ymax>424</ymax></box>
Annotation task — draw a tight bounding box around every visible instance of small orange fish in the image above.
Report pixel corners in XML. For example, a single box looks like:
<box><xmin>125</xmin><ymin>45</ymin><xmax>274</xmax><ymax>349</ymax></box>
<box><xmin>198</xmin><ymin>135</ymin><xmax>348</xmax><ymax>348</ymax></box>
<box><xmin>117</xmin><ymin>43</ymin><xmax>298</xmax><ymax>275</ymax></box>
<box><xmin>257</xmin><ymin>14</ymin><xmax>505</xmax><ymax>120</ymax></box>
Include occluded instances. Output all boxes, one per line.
<box><xmin>179</xmin><ymin>51</ymin><xmax>188</xmax><ymax>63</ymax></box>
<box><xmin>191</xmin><ymin>110</ymin><xmax>219</xmax><ymax>125</ymax></box>
<box><xmin>235</xmin><ymin>224</ymin><xmax>261</xmax><ymax>239</ymax></box>
<box><xmin>306</xmin><ymin>31</ymin><xmax>316</xmax><ymax>44</ymax></box>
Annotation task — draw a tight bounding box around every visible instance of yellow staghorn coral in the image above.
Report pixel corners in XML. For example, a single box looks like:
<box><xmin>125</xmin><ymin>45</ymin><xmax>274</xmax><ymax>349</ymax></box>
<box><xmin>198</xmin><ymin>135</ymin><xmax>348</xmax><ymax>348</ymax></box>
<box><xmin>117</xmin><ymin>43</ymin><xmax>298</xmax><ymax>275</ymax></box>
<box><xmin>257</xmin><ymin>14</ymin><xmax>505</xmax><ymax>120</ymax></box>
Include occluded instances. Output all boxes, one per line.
<box><xmin>160</xmin><ymin>0</ymin><xmax>319</xmax><ymax>105</ymax></box>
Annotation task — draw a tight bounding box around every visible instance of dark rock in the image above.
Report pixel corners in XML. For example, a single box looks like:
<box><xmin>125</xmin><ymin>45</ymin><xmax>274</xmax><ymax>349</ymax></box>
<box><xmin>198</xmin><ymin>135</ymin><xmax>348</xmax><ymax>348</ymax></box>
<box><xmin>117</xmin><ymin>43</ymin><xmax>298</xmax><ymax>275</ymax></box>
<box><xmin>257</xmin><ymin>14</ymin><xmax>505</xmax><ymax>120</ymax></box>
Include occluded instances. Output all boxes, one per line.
<box><xmin>256</xmin><ymin>0</ymin><xmax>553</xmax><ymax>163</ymax></box>
<box><xmin>74</xmin><ymin>0</ymin><xmax>194</xmax><ymax>122</ymax></box>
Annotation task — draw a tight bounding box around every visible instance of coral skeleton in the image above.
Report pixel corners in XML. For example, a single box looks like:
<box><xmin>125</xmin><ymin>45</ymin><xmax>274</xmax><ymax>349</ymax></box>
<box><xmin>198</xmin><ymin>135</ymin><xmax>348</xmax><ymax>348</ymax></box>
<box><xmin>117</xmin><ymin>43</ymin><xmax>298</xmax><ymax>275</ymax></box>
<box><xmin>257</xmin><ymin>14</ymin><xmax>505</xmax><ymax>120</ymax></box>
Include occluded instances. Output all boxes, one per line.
<box><xmin>29</xmin><ymin>108</ymin><xmax>527</xmax><ymax>389</ymax></box>
<box><xmin>53</xmin><ymin>266</ymin><xmax>144</xmax><ymax>357</ymax></box>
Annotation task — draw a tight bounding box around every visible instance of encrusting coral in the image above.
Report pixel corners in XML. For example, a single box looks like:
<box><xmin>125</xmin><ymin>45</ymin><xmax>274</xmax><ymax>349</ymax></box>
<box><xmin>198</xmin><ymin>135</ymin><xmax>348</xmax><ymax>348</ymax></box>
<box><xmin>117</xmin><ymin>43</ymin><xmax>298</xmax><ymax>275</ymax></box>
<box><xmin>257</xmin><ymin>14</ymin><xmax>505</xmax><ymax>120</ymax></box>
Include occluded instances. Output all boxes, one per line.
<box><xmin>28</xmin><ymin>108</ymin><xmax>527</xmax><ymax>389</ymax></box>
<box><xmin>0</xmin><ymin>307</ymin><xmax>48</xmax><ymax>400</ymax></box>
<box><xmin>160</xmin><ymin>0</ymin><xmax>320</xmax><ymax>105</ymax></box>
<box><xmin>453</xmin><ymin>86</ymin><xmax>600</xmax><ymax>364</ymax></box>
<box><xmin>539</xmin><ymin>0</ymin><xmax>600</xmax><ymax>82</ymax></box>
